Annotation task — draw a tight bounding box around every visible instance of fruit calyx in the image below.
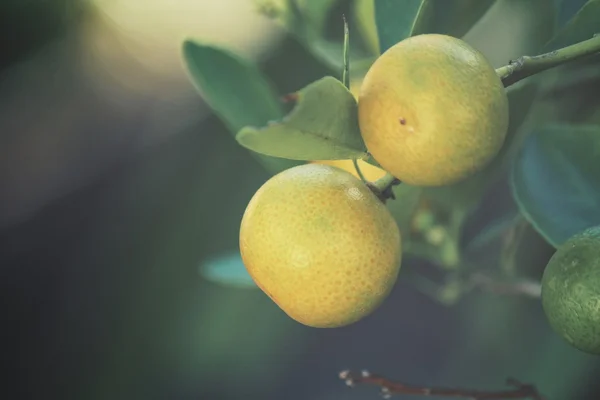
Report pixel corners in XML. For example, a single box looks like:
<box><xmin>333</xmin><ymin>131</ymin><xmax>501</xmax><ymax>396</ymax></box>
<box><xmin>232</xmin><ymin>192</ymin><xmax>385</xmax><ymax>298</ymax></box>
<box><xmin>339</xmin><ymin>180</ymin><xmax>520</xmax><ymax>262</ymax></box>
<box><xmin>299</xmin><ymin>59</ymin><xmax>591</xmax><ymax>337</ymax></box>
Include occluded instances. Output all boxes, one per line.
<box><xmin>367</xmin><ymin>174</ymin><xmax>401</xmax><ymax>204</ymax></box>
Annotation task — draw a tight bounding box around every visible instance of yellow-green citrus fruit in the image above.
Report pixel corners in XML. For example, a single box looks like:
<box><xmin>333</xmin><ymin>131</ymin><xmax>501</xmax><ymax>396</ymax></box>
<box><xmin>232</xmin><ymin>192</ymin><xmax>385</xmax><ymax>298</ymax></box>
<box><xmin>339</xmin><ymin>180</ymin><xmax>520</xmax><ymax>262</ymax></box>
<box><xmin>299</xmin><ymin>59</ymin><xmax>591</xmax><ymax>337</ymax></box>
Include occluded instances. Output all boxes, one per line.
<box><xmin>358</xmin><ymin>33</ymin><xmax>509</xmax><ymax>186</ymax></box>
<box><xmin>541</xmin><ymin>226</ymin><xmax>600</xmax><ymax>354</ymax></box>
<box><xmin>239</xmin><ymin>163</ymin><xmax>402</xmax><ymax>328</ymax></box>
<box><xmin>311</xmin><ymin>159</ymin><xmax>387</xmax><ymax>181</ymax></box>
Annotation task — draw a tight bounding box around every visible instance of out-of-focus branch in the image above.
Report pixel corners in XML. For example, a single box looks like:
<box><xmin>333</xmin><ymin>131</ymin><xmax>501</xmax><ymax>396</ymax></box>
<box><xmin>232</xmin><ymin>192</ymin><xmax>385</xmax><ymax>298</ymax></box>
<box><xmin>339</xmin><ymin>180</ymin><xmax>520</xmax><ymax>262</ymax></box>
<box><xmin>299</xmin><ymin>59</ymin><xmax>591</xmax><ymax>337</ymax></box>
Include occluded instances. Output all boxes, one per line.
<box><xmin>339</xmin><ymin>370</ymin><xmax>546</xmax><ymax>400</ymax></box>
<box><xmin>468</xmin><ymin>272</ymin><xmax>541</xmax><ymax>299</ymax></box>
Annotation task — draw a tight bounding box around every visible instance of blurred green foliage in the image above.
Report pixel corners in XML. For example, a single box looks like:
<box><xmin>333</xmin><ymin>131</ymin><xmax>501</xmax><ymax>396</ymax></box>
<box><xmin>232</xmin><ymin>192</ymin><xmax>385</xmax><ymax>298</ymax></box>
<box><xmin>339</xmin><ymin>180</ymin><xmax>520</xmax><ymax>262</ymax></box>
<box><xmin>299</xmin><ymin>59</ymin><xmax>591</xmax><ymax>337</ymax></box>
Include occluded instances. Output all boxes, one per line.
<box><xmin>182</xmin><ymin>41</ymin><xmax>302</xmax><ymax>174</ymax></box>
<box><xmin>512</xmin><ymin>124</ymin><xmax>600</xmax><ymax>247</ymax></box>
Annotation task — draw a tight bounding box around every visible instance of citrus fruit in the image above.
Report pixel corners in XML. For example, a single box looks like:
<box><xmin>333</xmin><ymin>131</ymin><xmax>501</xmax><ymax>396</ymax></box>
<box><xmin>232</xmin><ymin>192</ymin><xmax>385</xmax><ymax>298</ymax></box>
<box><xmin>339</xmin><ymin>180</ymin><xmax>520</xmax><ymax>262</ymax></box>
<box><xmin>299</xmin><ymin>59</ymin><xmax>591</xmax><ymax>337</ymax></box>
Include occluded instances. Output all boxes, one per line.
<box><xmin>358</xmin><ymin>33</ymin><xmax>509</xmax><ymax>186</ymax></box>
<box><xmin>239</xmin><ymin>163</ymin><xmax>402</xmax><ymax>328</ymax></box>
<box><xmin>541</xmin><ymin>225</ymin><xmax>600</xmax><ymax>354</ymax></box>
<box><xmin>311</xmin><ymin>159</ymin><xmax>386</xmax><ymax>181</ymax></box>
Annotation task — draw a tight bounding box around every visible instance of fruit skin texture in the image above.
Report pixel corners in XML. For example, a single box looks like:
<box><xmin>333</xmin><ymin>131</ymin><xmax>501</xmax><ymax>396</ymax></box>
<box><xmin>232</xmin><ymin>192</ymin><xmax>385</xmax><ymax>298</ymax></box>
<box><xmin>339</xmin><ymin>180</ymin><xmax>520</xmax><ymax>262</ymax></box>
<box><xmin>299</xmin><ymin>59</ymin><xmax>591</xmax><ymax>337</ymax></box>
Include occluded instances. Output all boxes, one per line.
<box><xmin>239</xmin><ymin>163</ymin><xmax>402</xmax><ymax>328</ymax></box>
<box><xmin>358</xmin><ymin>34</ymin><xmax>509</xmax><ymax>187</ymax></box>
<box><xmin>541</xmin><ymin>226</ymin><xmax>600</xmax><ymax>354</ymax></box>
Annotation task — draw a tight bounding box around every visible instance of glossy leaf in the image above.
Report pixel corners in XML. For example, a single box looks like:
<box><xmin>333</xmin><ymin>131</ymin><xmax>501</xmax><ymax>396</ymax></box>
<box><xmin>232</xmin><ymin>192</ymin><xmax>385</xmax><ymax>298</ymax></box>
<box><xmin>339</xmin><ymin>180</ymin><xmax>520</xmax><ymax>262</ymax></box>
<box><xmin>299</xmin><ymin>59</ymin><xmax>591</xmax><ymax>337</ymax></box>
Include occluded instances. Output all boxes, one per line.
<box><xmin>543</xmin><ymin>0</ymin><xmax>600</xmax><ymax>51</ymax></box>
<box><xmin>511</xmin><ymin>124</ymin><xmax>600</xmax><ymax>247</ymax></box>
<box><xmin>236</xmin><ymin>76</ymin><xmax>368</xmax><ymax>161</ymax></box>
<box><xmin>182</xmin><ymin>40</ymin><xmax>301</xmax><ymax>174</ymax></box>
<box><xmin>200</xmin><ymin>252</ymin><xmax>258</xmax><ymax>289</ymax></box>
<box><xmin>374</xmin><ymin>0</ymin><xmax>435</xmax><ymax>53</ymax></box>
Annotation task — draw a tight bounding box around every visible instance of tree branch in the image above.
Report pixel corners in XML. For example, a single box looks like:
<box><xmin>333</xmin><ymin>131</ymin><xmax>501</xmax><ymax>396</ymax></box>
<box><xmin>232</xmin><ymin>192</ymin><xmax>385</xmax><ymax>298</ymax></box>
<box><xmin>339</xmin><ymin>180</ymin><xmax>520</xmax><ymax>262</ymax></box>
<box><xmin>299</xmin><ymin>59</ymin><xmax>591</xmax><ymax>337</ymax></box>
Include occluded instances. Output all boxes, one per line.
<box><xmin>496</xmin><ymin>34</ymin><xmax>600</xmax><ymax>87</ymax></box>
<box><xmin>468</xmin><ymin>272</ymin><xmax>541</xmax><ymax>299</ymax></box>
<box><xmin>352</xmin><ymin>158</ymin><xmax>368</xmax><ymax>183</ymax></box>
<box><xmin>339</xmin><ymin>370</ymin><xmax>546</xmax><ymax>400</ymax></box>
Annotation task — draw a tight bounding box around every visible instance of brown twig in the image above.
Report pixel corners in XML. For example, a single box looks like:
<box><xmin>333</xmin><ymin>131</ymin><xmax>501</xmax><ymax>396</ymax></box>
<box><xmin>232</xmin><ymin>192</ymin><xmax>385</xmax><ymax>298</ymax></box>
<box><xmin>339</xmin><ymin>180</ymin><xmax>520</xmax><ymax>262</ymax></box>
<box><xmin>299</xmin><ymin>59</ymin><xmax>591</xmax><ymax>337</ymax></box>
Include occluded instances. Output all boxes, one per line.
<box><xmin>339</xmin><ymin>370</ymin><xmax>546</xmax><ymax>400</ymax></box>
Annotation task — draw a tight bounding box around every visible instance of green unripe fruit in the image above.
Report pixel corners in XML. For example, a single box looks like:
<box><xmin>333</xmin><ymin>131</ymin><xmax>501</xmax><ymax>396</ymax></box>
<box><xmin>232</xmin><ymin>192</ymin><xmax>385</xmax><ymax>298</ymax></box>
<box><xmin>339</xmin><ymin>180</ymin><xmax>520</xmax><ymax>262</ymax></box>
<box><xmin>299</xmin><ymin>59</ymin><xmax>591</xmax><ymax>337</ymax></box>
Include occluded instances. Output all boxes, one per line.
<box><xmin>541</xmin><ymin>226</ymin><xmax>600</xmax><ymax>354</ymax></box>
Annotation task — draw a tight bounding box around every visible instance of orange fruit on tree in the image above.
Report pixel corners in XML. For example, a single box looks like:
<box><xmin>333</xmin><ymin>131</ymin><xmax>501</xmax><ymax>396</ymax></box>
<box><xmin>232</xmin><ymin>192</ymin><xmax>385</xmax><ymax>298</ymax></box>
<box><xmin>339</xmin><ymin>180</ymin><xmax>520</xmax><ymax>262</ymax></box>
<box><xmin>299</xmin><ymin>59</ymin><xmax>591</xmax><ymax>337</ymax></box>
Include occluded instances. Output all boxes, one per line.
<box><xmin>358</xmin><ymin>33</ymin><xmax>509</xmax><ymax>186</ymax></box>
<box><xmin>239</xmin><ymin>163</ymin><xmax>402</xmax><ymax>328</ymax></box>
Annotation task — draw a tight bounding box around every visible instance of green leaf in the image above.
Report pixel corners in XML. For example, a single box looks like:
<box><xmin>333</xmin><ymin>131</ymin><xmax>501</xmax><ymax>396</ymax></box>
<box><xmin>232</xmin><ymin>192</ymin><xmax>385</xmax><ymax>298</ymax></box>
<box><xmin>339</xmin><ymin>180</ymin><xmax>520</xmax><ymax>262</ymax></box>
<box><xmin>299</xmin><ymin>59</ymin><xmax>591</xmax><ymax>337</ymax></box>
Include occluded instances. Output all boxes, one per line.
<box><xmin>236</xmin><ymin>76</ymin><xmax>368</xmax><ymax>161</ymax></box>
<box><xmin>200</xmin><ymin>251</ymin><xmax>258</xmax><ymax>289</ymax></box>
<box><xmin>511</xmin><ymin>124</ymin><xmax>600</xmax><ymax>247</ymax></box>
<box><xmin>430</xmin><ymin>0</ymin><xmax>496</xmax><ymax>39</ymax></box>
<box><xmin>537</xmin><ymin>56</ymin><xmax>600</xmax><ymax>125</ymax></box>
<box><xmin>374</xmin><ymin>0</ymin><xmax>435</xmax><ymax>53</ymax></box>
<box><xmin>543</xmin><ymin>0</ymin><xmax>600</xmax><ymax>51</ymax></box>
<box><xmin>353</xmin><ymin>0</ymin><xmax>379</xmax><ymax>55</ymax></box>
<box><xmin>373</xmin><ymin>0</ymin><xmax>493</xmax><ymax>55</ymax></box>
<box><xmin>463</xmin><ymin>0</ymin><xmax>556</xmax><ymax>68</ymax></box>
<box><xmin>182</xmin><ymin>40</ymin><xmax>302</xmax><ymax>174</ymax></box>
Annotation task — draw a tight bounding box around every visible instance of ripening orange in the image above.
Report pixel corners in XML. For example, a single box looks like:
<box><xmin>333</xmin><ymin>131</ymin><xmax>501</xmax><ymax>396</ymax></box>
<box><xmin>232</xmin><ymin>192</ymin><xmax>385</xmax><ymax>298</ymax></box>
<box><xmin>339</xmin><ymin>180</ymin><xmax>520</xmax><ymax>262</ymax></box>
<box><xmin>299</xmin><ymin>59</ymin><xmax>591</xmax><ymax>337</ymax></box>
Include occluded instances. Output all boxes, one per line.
<box><xmin>239</xmin><ymin>163</ymin><xmax>402</xmax><ymax>328</ymax></box>
<box><xmin>358</xmin><ymin>34</ymin><xmax>509</xmax><ymax>186</ymax></box>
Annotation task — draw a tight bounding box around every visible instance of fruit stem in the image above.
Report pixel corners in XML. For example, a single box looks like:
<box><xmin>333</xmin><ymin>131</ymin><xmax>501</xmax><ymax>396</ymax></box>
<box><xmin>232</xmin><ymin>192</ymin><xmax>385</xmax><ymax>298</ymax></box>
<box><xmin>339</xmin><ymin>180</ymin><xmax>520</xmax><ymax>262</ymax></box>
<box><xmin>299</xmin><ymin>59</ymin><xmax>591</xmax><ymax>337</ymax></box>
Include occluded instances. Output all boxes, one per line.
<box><xmin>342</xmin><ymin>14</ymin><xmax>350</xmax><ymax>89</ymax></box>
<box><xmin>496</xmin><ymin>34</ymin><xmax>600</xmax><ymax>87</ymax></box>
<box><xmin>368</xmin><ymin>172</ymin><xmax>400</xmax><ymax>203</ymax></box>
<box><xmin>373</xmin><ymin>172</ymin><xmax>398</xmax><ymax>191</ymax></box>
<box><xmin>352</xmin><ymin>158</ymin><xmax>368</xmax><ymax>183</ymax></box>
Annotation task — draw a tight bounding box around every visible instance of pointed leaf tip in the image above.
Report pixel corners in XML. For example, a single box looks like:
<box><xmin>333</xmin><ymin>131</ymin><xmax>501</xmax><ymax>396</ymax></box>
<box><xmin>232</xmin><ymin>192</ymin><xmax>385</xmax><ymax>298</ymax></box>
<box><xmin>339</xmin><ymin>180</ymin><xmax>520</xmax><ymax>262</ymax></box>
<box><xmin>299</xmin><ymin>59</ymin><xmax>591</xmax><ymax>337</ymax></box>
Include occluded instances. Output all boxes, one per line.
<box><xmin>236</xmin><ymin>76</ymin><xmax>368</xmax><ymax>161</ymax></box>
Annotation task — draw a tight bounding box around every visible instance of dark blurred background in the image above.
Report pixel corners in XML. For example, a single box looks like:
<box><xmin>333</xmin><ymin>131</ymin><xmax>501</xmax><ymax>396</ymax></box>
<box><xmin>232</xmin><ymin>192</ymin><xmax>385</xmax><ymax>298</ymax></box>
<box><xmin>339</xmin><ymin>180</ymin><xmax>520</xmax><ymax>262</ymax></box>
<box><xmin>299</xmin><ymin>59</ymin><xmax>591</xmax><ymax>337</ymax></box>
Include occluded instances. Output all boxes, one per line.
<box><xmin>1</xmin><ymin>1</ymin><xmax>599</xmax><ymax>399</ymax></box>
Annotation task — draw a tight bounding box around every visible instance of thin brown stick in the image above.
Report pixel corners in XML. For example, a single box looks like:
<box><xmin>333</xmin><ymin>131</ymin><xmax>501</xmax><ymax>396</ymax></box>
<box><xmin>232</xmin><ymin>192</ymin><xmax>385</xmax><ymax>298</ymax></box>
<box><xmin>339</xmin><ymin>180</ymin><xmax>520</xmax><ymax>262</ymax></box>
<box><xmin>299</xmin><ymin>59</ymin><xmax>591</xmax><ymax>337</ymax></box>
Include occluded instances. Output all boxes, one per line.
<box><xmin>339</xmin><ymin>370</ymin><xmax>546</xmax><ymax>400</ymax></box>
